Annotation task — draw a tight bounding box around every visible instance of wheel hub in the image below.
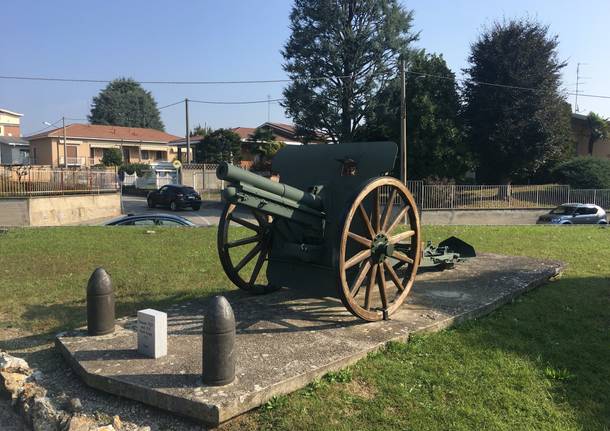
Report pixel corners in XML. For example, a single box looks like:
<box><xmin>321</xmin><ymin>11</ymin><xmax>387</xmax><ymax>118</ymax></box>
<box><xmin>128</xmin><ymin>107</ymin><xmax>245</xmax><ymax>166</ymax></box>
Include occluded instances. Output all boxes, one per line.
<box><xmin>371</xmin><ymin>233</ymin><xmax>394</xmax><ymax>263</ymax></box>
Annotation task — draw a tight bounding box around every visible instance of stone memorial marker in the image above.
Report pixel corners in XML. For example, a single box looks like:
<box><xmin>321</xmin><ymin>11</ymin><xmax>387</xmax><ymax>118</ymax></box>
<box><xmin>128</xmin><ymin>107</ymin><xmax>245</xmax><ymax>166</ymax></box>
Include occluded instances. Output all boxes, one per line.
<box><xmin>137</xmin><ymin>309</ymin><xmax>167</xmax><ymax>358</ymax></box>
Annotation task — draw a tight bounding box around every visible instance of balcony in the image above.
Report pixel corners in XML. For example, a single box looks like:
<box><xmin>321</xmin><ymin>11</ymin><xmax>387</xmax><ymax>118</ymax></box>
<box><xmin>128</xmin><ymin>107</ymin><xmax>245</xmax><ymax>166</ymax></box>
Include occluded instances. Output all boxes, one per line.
<box><xmin>58</xmin><ymin>156</ymin><xmax>87</xmax><ymax>167</ymax></box>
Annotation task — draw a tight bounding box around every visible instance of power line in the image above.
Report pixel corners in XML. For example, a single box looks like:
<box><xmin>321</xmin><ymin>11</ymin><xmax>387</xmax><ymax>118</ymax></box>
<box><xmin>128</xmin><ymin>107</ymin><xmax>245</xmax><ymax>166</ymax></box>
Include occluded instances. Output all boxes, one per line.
<box><xmin>158</xmin><ymin>100</ymin><xmax>184</xmax><ymax>110</ymax></box>
<box><xmin>190</xmin><ymin>98</ymin><xmax>283</xmax><ymax>105</ymax></box>
<box><xmin>0</xmin><ymin>74</ymin><xmax>297</xmax><ymax>85</ymax></box>
<box><xmin>406</xmin><ymin>70</ymin><xmax>610</xmax><ymax>100</ymax></box>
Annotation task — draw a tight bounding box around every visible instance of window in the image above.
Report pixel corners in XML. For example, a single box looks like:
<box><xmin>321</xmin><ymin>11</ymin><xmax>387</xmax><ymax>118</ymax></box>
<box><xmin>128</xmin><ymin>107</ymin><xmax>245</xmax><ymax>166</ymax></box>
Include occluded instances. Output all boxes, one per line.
<box><xmin>155</xmin><ymin>151</ymin><xmax>164</xmax><ymax>160</ymax></box>
<box><xmin>141</xmin><ymin>150</ymin><xmax>150</xmax><ymax>160</ymax></box>
<box><xmin>90</xmin><ymin>148</ymin><xmax>95</xmax><ymax>158</ymax></box>
<box><xmin>157</xmin><ymin>219</ymin><xmax>184</xmax><ymax>227</ymax></box>
<box><xmin>133</xmin><ymin>219</ymin><xmax>156</xmax><ymax>225</ymax></box>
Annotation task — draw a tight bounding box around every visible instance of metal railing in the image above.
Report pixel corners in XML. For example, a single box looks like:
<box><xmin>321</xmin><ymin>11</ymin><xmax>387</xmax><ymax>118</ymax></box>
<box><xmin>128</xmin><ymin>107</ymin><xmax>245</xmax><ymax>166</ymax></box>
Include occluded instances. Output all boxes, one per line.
<box><xmin>416</xmin><ymin>184</ymin><xmax>610</xmax><ymax>210</ymax></box>
<box><xmin>58</xmin><ymin>156</ymin><xmax>87</xmax><ymax>166</ymax></box>
<box><xmin>0</xmin><ymin>166</ymin><xmax>119</xmax><ymax>197</ymax></box>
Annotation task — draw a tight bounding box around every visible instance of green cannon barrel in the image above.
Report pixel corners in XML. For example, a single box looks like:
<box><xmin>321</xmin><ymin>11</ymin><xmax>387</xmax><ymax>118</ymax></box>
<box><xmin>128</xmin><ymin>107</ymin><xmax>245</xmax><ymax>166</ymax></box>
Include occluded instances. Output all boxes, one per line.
<box><xmin>216</xmin><ymin>162</ymin><xmax>323</xmax><ymax>211</ymax></box>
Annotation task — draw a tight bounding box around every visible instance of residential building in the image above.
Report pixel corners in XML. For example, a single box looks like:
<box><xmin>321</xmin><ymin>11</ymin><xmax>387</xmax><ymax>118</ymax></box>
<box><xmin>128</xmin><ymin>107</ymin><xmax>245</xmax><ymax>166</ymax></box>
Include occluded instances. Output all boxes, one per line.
<box><xmin>571</xmin><ymin>112</ymin><xmax>610</xmax><ymax>159</ymax></box>
<box><xmin>170</xmin><ymin>122</ymin><xmax>327</xmax><ymax>167</ymax></box>
<box><xmin>0</xmin><ymin>108</ymin><xmax>29</xmax><ymax>165</ymax></box>
<box><xmin>26</xmin><ymin>124</ymin><xmax>183</xmax><ymax>167</ymax></box>
<box><xmin>233</xmin><ymin>122</ymin><xmax>326</xmax><ymax>145</ymax></box>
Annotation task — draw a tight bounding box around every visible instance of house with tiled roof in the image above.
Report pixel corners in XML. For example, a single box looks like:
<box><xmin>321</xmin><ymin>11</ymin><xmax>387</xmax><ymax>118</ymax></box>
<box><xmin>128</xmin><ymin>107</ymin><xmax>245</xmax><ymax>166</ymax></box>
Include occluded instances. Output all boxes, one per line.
<box><xmin>26</xmin><ymin>124</ymin><xmax>183</xmax><ymax>167</ymax></box>
<box><xmin>0</xmin><ymin>108</ymin><xmax>30</xmax><ymax>165</ymax></box>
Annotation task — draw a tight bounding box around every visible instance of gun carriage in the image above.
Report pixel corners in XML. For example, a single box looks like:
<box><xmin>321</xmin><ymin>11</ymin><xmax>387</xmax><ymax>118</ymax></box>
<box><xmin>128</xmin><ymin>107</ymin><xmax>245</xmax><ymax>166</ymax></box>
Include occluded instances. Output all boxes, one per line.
<box><xmin>216</xmin><ymin>142</ymin><xmax>421</xmax><ymax>321</ymax></box>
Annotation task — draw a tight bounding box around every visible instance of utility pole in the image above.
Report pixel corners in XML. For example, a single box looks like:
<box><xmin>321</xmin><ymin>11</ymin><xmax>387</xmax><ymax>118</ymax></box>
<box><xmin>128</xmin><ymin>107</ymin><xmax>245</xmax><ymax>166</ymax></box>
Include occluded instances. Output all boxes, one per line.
<box><xmin>400</xmin><ymin>59</ymin><xmax>407</xmax><ymax>184</ymax></box>
<box><xmin>185</xmin><ymin>98</ymin><xmax>191</xmax><ymax>164</ymax></box>
<box><xmin>62</xmin><ymin>116</ymin><xmax>67</xmax><ymax>168</ymax></box>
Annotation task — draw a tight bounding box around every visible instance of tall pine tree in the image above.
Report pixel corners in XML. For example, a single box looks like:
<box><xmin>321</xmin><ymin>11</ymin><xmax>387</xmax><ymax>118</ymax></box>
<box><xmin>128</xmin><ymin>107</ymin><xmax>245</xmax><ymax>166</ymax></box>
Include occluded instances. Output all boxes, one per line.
<box><xmin>463</xmin><ymin>19</ymin><xmax>572</xmax><ymax>184</ymax></box>
<box><xmin>282</xmin><ymin>0</ymin><xmax>417</xmax><ymax>143</ymax></box>
<box><xmin>89</xmin><ymin>78</ymin><xmax>164</xmax><ymax>131</ymax></box>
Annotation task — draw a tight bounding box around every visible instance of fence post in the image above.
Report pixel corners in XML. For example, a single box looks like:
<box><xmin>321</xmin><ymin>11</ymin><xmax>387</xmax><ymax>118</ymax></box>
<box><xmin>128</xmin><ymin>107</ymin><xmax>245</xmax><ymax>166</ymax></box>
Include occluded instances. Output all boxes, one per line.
<box><xmin>536</xmin><ymin>187</ymin><xmax>539</xmax><ymax>207</ymax></box>
<box><xmin>451</xmin><ymin>184</ymin><xmax>455</xmax><ymax>209</ymax></box>
<box><xmin>593</xmin><ymin>189</ymin><xmax>597</xmax><ymax>205</ymax></box>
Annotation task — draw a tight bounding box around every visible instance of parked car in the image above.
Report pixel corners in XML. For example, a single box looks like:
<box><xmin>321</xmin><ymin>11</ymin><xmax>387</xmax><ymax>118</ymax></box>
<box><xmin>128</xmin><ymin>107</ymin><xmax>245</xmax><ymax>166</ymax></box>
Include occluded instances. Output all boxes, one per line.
<box><xmin>105</xmin><ymin>213</ymin><xmax>195</xmax><ymax>226</ymax></box>
<box><xmin>147</xmin><ymin>184</ymin><xmax>202</xmax><ymax>211</ymax></box>
<box><xmin>536</xmin><ymin>203</ymin><xmax>608</xmax><ymax>225</ymax></box>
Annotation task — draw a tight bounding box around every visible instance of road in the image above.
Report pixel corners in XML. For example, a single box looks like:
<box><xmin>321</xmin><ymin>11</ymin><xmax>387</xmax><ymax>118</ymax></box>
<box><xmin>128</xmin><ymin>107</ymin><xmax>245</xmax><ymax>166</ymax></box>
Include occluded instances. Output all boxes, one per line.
<box><xmin>120</xmin><ymin>195</ymin><xmax>224</xmax><ymax>226</ymax></box>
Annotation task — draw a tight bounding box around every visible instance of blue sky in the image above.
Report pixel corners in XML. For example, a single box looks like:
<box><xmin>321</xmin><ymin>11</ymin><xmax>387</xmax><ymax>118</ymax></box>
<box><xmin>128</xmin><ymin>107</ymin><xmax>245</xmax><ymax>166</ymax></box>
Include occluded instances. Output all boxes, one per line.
<box><xmin>3</xmin><ymin>0</ymin><xmax>609</xmax><ymax>137</ymax></box>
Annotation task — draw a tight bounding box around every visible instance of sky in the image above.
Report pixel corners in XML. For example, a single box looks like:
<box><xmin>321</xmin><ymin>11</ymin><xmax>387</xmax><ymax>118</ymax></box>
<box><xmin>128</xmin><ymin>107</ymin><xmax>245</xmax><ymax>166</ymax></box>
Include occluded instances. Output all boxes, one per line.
<box><xmin>2</xmin><ymin>0</ymin><xmax>610</xmax><ymax>138</ymax></box>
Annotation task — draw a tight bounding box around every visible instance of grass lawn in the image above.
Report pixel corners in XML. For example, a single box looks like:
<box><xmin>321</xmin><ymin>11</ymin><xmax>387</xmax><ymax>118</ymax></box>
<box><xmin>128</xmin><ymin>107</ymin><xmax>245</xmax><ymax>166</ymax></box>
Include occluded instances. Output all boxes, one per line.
<box><xmin>0</xmin><ymin>225</ymin><xmax>608</xmax><ymax>430</ymax></box>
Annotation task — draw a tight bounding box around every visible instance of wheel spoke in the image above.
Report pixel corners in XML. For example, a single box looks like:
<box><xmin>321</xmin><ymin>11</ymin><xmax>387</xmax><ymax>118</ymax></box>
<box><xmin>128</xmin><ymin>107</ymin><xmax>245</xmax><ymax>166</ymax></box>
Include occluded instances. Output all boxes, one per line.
<box><xmin>350</xmin><ymin>261</ymin><xmax>371</xmax><ymax>296</ymax></box>
<box><xmin>388</xmin><ymin>230</ymin><xmax>415</xmax><ymax>244</ymax></box>
<box><xmin>348</xmin><ymin>231</ymin><xmax>372</xmax><ymax>248</ymax></box>
<box><xmin>252</xmin><ymin>210</ymin><xmax>269</xmax><ymax>227</ymax></box>
<box><xmin>358</xmin><ymin>204</ymin><xmax>376</xmax><ymax>239</ymax></box>
<box><xmin>384</xmin><ymin>260</ymin><xmax>404</xmax><ymax>292</ymax></box>
<box><xmin>345</xmin><ymin>249</ymin><xmax>372</xmax><ymax>269</ymax></box>
<box><xmin>393</xmin><ymin>250</ymin><xmax>414</xmax><ymax>265</ymax></box>
<box><xmin>386</xmin><ymin>206</ymin><xmax>409</xmax><ymax>235</ymax></box>
<box><xmin>381</xmin><ymin>189</ymin><xmax>397</xmax><ymax>232</ymax></box>
<box><xmin>229</xmin><ymin>214</ymin><xmax>261</xmax><ymax>233</ymax></box>
<box><xmin>365</xmin><ymin>264</ymin><xmax>378</xmax><ymax>310</ymax></box>
<box><xmin>248</xmin><ymin>245</ymin><xmax>268</xmax><ymax>285</ymax></box>
<box><xmin>374</xmin><ymin>188</ymin><xmax>381</xmax><ymax>231</ymax></box>
<box><xmin>226</xmin><ymin>235</ymin><xmax>262</xmax><ymax>248</ymax></box>
<box><xmin>378</xmin><ymin>263</ymin><xmax>388</xmax><ymax>309</ymax></box>
<box><xmin>234</xmin><ymin>242</ymin><xmax>263</xmax><ymax>272</ymax></box>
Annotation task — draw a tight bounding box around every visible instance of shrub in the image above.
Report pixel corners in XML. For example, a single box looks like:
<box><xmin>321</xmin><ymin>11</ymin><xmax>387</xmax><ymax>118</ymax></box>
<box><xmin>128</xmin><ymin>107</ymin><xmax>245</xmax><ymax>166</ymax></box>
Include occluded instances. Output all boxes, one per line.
<box><xmin>101</xmin><ymin>148</ymin><xmax>122</xmax><ymax>166</ymax></box>
<box><xmin>551</xmin><ymin>157</ymin><xmax>610</xmax><ymax>189</ymax></box>
<box><xmin>119</xmin><ymin>163</ymin><xmax>150</xmax><ymax>176</ymax></box>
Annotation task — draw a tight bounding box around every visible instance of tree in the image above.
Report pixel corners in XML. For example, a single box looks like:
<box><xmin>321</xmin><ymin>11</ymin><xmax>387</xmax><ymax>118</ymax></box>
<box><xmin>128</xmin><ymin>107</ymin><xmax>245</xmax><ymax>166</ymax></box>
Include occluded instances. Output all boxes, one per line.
<box><xmin>463</xmin><ymin>19</ymin><xmax>573</xmax><ymax>184</ymax></box>
<box><xmin>89</xmin><ymin>78</ymin><xmax>164</xmax><ymax>130</ymax></box>
<box><xmin>195</xmin><ymin>129</ymin><xmax>242</xmax><ymax>164</ymax></box>
<box><xmin>361</xmin><ymin>50</ymin><xmax>470</xmax><ymax>180</ymax></box>
<box><xmin>190</xmin><ymin>124</ymin><xmax>212</xmax><ymax>137</ymax></box>
<box><xmin>586</xmin><ymin>112</ymin><xmax>609</xmax><ymax>155</ymax></box>
<box><xmin>552</xmin><ymin>157</ymin><xmax>610</xmax><ymax>189</ymax></box>
<box><xmin>282</xmin><ymin>0</ymin><xmax>417</xmax><ymax>143</ymax></box>
<box><xmin>248</xmin><ymin>127</ymin><xmax>285</xmax><ymax>170</ymax></box>
<box><xmin>101</xmin><ymin>148</ymin><xmax>122</xmax><ymax>167</ymax></box>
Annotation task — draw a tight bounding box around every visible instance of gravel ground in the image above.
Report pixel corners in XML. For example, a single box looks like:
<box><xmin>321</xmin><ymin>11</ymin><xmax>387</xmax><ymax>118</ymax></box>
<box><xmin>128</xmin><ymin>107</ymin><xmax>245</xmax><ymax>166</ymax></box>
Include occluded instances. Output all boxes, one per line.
<box><xmin>0</xmin><ymin>328</ymin><xmax>255</xmax><ymax>431</ymax></box>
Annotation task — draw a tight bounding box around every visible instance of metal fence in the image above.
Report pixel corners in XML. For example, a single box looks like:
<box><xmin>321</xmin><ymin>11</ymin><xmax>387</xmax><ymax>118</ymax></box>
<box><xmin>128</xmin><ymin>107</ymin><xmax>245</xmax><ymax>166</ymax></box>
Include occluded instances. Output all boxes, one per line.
<box><xmin>0</xmin><ymin>166</ymin><xmax>119</xmax><ymax>197</ymax></box>
<box><xmin>415</xmin><ymin>184</ymin><xmax>610</xmax><ymax>210</ymax></box>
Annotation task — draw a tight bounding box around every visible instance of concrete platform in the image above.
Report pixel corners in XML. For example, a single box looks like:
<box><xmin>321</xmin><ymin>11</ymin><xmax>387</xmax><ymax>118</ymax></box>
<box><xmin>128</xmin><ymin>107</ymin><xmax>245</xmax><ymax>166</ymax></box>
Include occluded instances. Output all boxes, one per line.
<box><xmin>56</xmin><ymin>254</ymin><xmax>563</xmax><ymax>426</ymax></box>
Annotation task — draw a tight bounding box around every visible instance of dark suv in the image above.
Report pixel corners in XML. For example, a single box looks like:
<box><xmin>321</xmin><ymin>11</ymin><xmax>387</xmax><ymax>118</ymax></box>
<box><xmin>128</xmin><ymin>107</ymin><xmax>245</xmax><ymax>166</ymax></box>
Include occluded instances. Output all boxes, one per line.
<box><xmin>147</xmin><ymin>184</ymin><xmax>202</xmax><ymax>211</ymax></box>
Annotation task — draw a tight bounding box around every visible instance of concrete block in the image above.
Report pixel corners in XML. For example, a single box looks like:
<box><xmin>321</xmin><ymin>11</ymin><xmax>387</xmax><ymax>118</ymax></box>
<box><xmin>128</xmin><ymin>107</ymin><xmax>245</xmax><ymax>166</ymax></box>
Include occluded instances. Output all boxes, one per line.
<box><xmin>137</xmin><ymin>309</ymin><xmax>167</xmax><ymax>359</ymax></box>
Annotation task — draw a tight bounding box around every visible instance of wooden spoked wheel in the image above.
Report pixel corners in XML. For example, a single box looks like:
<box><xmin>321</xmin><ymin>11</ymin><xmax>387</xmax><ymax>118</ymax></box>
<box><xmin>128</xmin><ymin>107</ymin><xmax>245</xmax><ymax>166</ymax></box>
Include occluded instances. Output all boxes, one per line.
<box><xmin>338</xmin><ymin>177</ymin><xmax>421</xmax><ymax>321</ymax></box>
<box><xmin>217</xmin><ymin>203</ymin><xmax>278</xmax><ymax>294</ymax></box>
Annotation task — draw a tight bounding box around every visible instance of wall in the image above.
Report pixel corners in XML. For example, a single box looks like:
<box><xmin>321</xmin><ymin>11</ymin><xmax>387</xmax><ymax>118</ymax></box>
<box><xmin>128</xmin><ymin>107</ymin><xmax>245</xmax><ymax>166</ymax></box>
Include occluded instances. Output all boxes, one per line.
<box><xmin>421</xmin><ymin>208</ymin><xmax>550</xmax><ymax>225</ymax></box>
<box><xmin>0</xmin><ymin>193</ymin><xmax>121</xmax><ymax>226</ymax></box>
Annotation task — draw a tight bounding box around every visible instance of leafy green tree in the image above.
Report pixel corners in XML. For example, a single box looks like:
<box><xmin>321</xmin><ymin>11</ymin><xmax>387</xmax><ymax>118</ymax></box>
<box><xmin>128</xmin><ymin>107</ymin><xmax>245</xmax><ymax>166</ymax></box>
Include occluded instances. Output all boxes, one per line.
<box><xmin>249</xmin><ymin>127</ymin><xmax>275</xmax><ymax>144</ymax></box>
<box><xmin>195</xmin><ymin>129</ymin><xmax>242</xmax><ymax>164</ymax></box>
<box><xmin>282</xmin><ymin>0</ymin><xmax>417</xmax><ymax>143</ymax></box>
<box><xmin>89</xmin><ymin>78</ymin><xmax>164</xmax><ymax>130</ymax></box>
<box><xmin>552</xmin><ymin>157</ymin><xmax>610</xmax><ymax>189</ymax></box>
<box><xmin>586</xmin><ymin>112</ymin><xmax>609</xmax><ymax>155</ymax></box>
<box><xmin>361</xmin><ymin>50</ymin><xmax>470</xmax><ymax>180</ymax></box>
<box><xmin>248</xmin><ymin>127</ymin><xmax>285</xmax><ymax>170</ymax></box>
<box><xmin>101</xmin><ymin>148</ymin><xmax>122</xmax><ymax>167</ymax></box>
<box><xmin>463</xmin><ymin>19</ymin><xmax>573</xmax><ymax>184</ymax></box>
<box><xmin>190</xmin><ymin>124</ymin><xmax>212</xmax><ymax>137</ymax></box>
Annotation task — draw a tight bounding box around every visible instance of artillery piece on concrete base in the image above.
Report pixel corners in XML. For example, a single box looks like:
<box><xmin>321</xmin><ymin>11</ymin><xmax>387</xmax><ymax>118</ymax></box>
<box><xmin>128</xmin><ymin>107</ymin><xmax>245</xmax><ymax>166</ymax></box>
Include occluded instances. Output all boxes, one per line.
<box><xmin>216</xmin><ymin>141</ymin><xmax>421</xmax><ymax>322</ymax></box>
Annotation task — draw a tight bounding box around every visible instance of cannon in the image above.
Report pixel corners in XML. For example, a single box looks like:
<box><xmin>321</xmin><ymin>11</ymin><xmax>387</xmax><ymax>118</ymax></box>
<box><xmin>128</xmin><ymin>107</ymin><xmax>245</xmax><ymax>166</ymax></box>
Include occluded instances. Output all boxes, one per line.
<box><xmin>216</xmin><ymin>141</ymin><xmax>421</xmax><ymax>321</ymax></box>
